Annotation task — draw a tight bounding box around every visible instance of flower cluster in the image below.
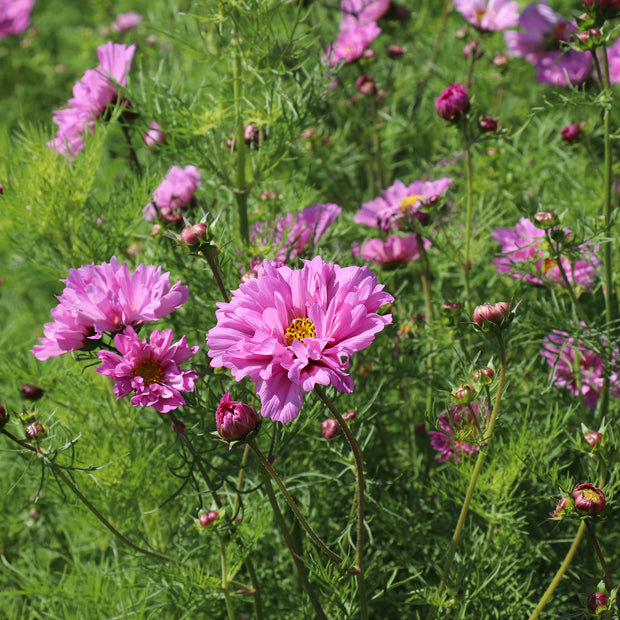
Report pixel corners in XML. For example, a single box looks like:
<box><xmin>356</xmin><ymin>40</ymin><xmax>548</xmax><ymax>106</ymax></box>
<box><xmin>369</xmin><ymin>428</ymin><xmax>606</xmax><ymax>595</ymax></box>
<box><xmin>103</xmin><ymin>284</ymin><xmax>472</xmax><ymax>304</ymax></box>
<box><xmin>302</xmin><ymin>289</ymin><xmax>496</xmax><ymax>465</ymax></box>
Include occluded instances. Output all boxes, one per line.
<box><xmin>491</xmin><ymin>217</ymin><xmax>599</xmax><ymax>290</ymax></box>
<box><xmin>48</xmin><ymin>42</ymin><xmax>136</xmax><ymax>159</ymax></box>
<box><xmin>453</xmin><ymin>0</ymin><xmax>519</xmax><ymax>32</ymax></box>
<box><xmin>206</xmin><ymin>256</ymin><xmax>393</xmax><ymax>423</ymax></box>
<box><xmin>0</xmin><ymin>0</ymin><xmax>34</xmax><ymax>39</ymax></box>
<box><xmin>144</xmin><ymin>165</ymin><xmax>202</xmax><ymax>223</ymax></box>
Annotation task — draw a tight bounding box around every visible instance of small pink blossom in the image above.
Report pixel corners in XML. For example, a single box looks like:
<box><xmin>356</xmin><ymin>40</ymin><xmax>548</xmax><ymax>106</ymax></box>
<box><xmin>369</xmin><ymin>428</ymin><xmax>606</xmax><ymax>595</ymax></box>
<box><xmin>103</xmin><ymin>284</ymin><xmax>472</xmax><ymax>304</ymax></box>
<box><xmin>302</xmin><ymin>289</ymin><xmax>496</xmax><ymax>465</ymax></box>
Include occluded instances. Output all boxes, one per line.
<box><xmin>354</xmin><ymin>178</ymin><xmax>452</xmax><ymax>231</ymax></box>
<box><xmin>491</xmin><ymin>217</ymin><xmax>599</xmax><ymax>289</ymax></box>
<box><xmin>0</xmin><ymin>0</ymin><xmax>34</xmax><ymax>39</ymax></box>
<box><xmin>453</xmin><ymin>0</ymin><xmax>519</xmax><ymax>32</ymax></box>
<box><xmin>143</xmin><ymin>121</ymin><xmax>166</xmax><ymax>149</ymax></box>
<box><xmin>145</xmin><ymin>165</ymin><xmax>202</xmax><ymax>222</ymax></box>
<box><xmin>111</xmin><ymin>11</ymin><xmax>143</xmax><ymax>33</ymax></box>
<box><xmin>352</xmin><ymin>234</ymin><xmax>432</xmax><ymax>266</ymax></box>
<box><xmin>325</xmin><ymin>18</ymin><xmax>381</xmax><ymax>66</ymax></box>
<box><xmin>97</xmin><ymin>326</ymin><xmax>199</xmax><ymax>414</ymax></box>
<box><xmin>206</xmin><ymin>256</ymin><xmax>393</xmax><ymax>423</ymax></box>
<box><xmin>340</xmin><ymin>0</ymin><xmax>391</xmax><ymax>23</ymax></box>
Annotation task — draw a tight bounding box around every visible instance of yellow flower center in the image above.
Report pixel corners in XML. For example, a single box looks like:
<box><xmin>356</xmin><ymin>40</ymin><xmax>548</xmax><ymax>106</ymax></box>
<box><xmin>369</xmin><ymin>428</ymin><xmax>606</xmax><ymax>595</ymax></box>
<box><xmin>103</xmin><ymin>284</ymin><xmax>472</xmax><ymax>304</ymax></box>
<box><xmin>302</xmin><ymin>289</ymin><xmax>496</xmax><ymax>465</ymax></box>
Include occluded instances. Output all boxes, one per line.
<box><xmin>475</xmin><ymin>9</ymin><xmax>486</xmax><ymax>22</ymax></box>
<box><xmin>285</xmin><ymin>317</ymin><xmax>316</xmax><ymax>346</ymax></box>
<box><xmin>133</xmin><ymin>359</ymin><xmax>164</xmax><ymax>385</ymax></box>
<box><xmin>580</xmin><ymin>488</ymin><xmax>600</xmax><ymax>502</ymax></box>
<box><xmin>399</xmin><ymin>195</ymin><xmax>425</xmax><ymax>212</ymax></box>
<box><xmin>543</xmin><ymin>258</ymin><xmax>558</xmax><ymax>274</ymax></box>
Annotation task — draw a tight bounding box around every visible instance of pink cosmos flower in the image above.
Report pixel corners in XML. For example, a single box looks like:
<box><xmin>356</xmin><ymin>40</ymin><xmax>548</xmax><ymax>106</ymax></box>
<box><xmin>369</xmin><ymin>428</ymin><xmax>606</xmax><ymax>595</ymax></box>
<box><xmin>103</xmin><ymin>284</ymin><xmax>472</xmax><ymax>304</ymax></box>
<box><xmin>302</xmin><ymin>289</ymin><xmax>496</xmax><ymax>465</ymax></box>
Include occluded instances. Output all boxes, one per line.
<box><xmin>504</xmin><ymin>2</ymin><xmax>592</xmax><ymax>86</ymax></box>
<box><xmin>48</xmin><ymin>42</ymin><xmax>136</xmax><ymax>159</ymax></box>
<box><xmin>206</xmin><ymin>256</ymin><xmax>393</xmax><ymax>423</ymax></box>
<box><xmin>0</xmin><ymin>0</ymin><xmax>34</xmax><ymax>39</ymax></box>
<box><xmin>110</xmin><ymin>11</ymin><xmax>143</xmax><ymax>34</ymax></box>
<box><xmin>428</xmin><ymin>400</ymin><xmax>487</xmax><ymax>462</ymax></box>
<box><xmin>453</xmin><ymin>0</ymin><xmax>519</xmax><ymax>32</ymax></box>
<box><xmin>97</xmin><ymin>326</ymin><xmax>199</xmax><ymax>413</ymax></box>
<box><xmin>325</xmin><ymin>17</ymin><xmax>381</xmax><ymax>66</ymax></box>
<box><xmin>541</xmin><ymin>328</ymin><xmax>620</xmax><ymax>410</ymax></box>
<box><xmin>250</xmin><ymin>203</ymin><xmax>342</xmax><ymax>264</ymax></box>
<box><xmin>491</xmin><ymin>217</ymin><xmax>599</xmax><ymax>289</ymax></box>
<box><xmin>606</xmin><ymin>37</ymin><xmax>620</xmax><ymax>84</ymax></box>
<box><xmin>340</xmin><ymin>0</ymin><xmax>391</xmax><ymax>23</ymax></box>
<box><xmin>144</xmin><ymin>165</ymin><xmax>202</xmax><ymax>223</ymax></box>
<box><xmin>31</xmin><ymin>257</ymin><xmax>189</xmax><ymax>360</ymax></box>
<box><xmin>354</xmin><ymin>178</ymin><xmax>452</xmax><ymax>232</ymax></box>
<box><xmin>352</xmin><ymin>234</ymin><xmax>432</xmax><ymax>266</ymax></box>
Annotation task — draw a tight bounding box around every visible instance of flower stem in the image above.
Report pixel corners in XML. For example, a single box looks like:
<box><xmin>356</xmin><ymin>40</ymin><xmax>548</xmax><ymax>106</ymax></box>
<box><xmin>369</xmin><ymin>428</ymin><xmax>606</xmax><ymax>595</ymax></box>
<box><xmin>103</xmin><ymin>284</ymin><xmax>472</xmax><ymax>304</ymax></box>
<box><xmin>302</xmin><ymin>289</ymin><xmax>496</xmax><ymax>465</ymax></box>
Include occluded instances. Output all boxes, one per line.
<box><xmin>425</xmin><ymin>331</ymin><xmax>507</xmax><ymax>619</ymax></box>
<box><xmin>314</xmin><ymin>386</ymin><xmax>368</xmax><ymax>620</ymax></box>
<box><xmin>220</xmin><ymin>536</ymin><xmax>236</xmax><ymax>620</ymax></box>
<box><xmin>254</xmin><ymin>456</ymin><xmax>327</xmax><ymax>619</ymax></box>
<box><xmin>463</xmin><ymin>142</ymin><xmax>474</xmax><ymax>310</ymax></box>
<box><xmin>201</xmin><ymin>249</ymin><xmax>230</xmax><ymax>303</ymax></box>
<box><xmin>248</xmin><ymin>438</ymin><xmax>344</xmax><ymax>566</ymax></box>
<box><xmin>586</xmin><ymin>520</ymin><xmax>614</xmax><ymax>589</ymax></box>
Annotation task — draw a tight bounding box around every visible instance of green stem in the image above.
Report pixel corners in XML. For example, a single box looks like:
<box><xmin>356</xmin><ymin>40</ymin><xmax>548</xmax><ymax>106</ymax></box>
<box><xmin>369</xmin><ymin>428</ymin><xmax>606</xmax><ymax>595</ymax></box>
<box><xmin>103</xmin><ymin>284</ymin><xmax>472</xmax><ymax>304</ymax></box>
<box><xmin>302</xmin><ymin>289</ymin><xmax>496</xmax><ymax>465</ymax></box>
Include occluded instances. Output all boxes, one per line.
<box><xmin>463</xmin><ymin>143</ymin><xmax>474</xmax><ymax>311</ymax></box>
<box><xmin>585</xmin><ymin>520</ymin><xmax>614</xmax><ymax>589</ymax></box>
<box><xmin>370</xmin><ymin>97</ymin><xmax>385</xmax><ymax>189</ymax></box>
<box><xmin>248</xmin><ymin>439</ymin><xmax>344</xmax><ymax>566</ymax></box>
<box><xmin>254</xmin><ymin>457</ymin><xmax>327</xmax><ymax>619</ymax></box>
<box><xmin>201</xmin><ymin>249</ymin><xmax>230</xmax><ymax>303</ymax></box>
<box><xmin>220</xmin><ymin>536</ymin><xmax>236</xmax><ymax>620</ymax></box>
<box><xmin>419</xmin><ymin>238</ymin><xmax>435</xmax><ymax>418</ymax></box>
<box><xmin>314</xmin><ymin>386</ymin><xmax>368</xmax><ymax>620</ymax></box>
<box><xmin>425</xmin><ymin>331</ymin><xmax>507</xmax><ymax>619</ymax></box>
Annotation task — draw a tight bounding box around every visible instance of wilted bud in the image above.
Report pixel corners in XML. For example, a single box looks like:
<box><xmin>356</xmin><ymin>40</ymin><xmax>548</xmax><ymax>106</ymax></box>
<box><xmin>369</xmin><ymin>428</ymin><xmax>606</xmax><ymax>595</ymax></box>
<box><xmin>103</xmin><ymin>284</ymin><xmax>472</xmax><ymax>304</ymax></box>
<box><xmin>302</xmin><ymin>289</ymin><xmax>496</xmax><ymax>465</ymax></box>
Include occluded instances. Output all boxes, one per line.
<box><xmin>587</xmin><ymin>591</ymin><xmax>609</xmax><ymax>613</ymax></box>
<box><xmin>561</xmin><ymin>123</ymin><xmax>581</xmax><ymax>143</ymax></box>
<box><xmin>472</xmin><ymin>302</ymin><xmax>512</xmax><ymax>331</ymax></box>
<box><xmin>180</xmin><ymin>223</ymin><xmax>208</xmax><ymax>246</ymax></box>
<box><xmin>25</xmin><ymin>422</ymin><xmax>45</xmax><ymax>441</ymax></box>
<box><xmin>532</xmin><ymin>210</ymin><xmax>558</xmax><ymax>230</ymax></box>
<box><xmin>435</xmin><ymin>83</ymin><xmax>470</xmax><ymax>121</ymax></box>
<box><xmin>215</xmin><ymin>392</ymin><xmax>260</xmax><ymax>442</ymax></box>
<box><xmin>22</xmin><ymin>383</ymin><xmax>43</xmax><ymax>400</ymax></box>
<box><xmin>573</xmin><ymin>483</ymin><xmax>606</xmax><ymax>515</ymax></box>
<box><xmin>321</xmin><ymin>418</ymin><xmax>340</xmax><ymax>440</ymax></box>
<box><xmin>550</xmin><ymin>495</ymin><xmax>572</xmax><ymax>519</ymax></box>
<box><xmin>199</xmin><ymin>510</ymin><xmax>219</xmax><ymax>527</ymax></box>
<box><xmin>473</xmin><ymin>366</ymin><xmax>495</xmax><ymax>385</ymax></box>
<box><xmin>355</xmin><ymin>75</ymin><xmax>377</xmax><ymax>95</ymax></box>
<box><xmin>479</xmin><ymin>115</ymin><xmax>498</xmax><ymax>133</ymax></box>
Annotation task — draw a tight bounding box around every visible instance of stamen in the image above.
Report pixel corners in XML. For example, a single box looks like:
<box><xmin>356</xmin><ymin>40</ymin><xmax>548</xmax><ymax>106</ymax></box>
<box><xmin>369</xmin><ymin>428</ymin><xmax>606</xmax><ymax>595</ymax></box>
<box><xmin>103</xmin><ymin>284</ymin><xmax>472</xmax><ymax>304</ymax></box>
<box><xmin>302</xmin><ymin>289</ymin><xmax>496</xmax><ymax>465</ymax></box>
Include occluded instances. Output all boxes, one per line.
<box><xmin>399</xmin><ymin>194</ymin><xmax>425</xmax><ymax>212</ymax></box>
<box><xmin>285</xmin><ymin>317</ymin><xmax>316</xmax><ymax>346</ymax></box>
<box><xmin>133</xmin><ymin>359</ymin><xmax>164</xmax><ymax>385</ymax></box>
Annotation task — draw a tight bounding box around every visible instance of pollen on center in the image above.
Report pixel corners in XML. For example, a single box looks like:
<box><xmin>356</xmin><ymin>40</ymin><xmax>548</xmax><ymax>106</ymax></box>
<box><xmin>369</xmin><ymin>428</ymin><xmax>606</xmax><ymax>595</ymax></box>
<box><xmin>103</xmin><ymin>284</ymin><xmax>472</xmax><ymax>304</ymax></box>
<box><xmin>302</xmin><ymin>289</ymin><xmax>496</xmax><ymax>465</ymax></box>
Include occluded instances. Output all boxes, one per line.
<box><xmin>399</xmin><ymin>194</ymin><xmax>425</xmax><ymax>212</ymax></box>
<box><xmin>133</xmin><ymin>359</ymin><xmax>164</xmax><ymax>385</ymax></box>
<box><xmin>285</xmin><ymin>317</ymin><xmax>316</xmax><ymax>346</ymax></box>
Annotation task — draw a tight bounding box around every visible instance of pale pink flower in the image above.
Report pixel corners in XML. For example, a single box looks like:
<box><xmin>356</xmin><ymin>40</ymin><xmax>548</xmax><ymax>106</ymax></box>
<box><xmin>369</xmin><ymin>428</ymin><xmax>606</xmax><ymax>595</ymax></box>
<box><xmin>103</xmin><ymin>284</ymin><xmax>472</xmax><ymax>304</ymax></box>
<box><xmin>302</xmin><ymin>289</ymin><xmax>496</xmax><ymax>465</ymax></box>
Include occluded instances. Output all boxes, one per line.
<box><xmin>491</xmin><ymin>217</ymin><xmax>599</xmax><ymax>289</ymax></box>
<box><xmin>0</xmin><ymin>0</ymin><xmax>34</xmax><ymax>39</ymax></box>
<box><xmin>111</xmin><ymin>11</ymin><xmax>142</xmax><ymax>33</ymax></box>
<box><xmin>429</xmin><ymin>400</ymin><xmax>487</xmax><ymax>462</ymax></box>
<box><xmin>340</xmin><ymin>0</ymin><xmax>391</xmax><ymax>23</ymax></box>
<box><xmin>97</xmin><ymin>326</ymin><xmax>199</xmax><ymax>413</ymax></box>
<box><xmin>31</xmin><ymin>257</ymin><xmax>189</xmax><ymax>360</ymax></box>
<box><xmin>325</xmin><ymin>18</ymin><xmax>381</xmax><ymax>66</ymax></box>
<box><xmin>146</xmin><ymin>165</ymin><xmax>202</xmax><ymax>223</ymax></box>
<box><xmin>354</xmin><ymin>178</ymin><xmax>452</xmax><ymax>231</ymax></box>
<box><xmin>353</xmin><ymin>234</ymin><xmax>431</xmax><ymax>266</ymax></box>
<box><xmin>206</xmin><ymin>256</ymin><xmax>393</xmax><ymax>423</ymax></box>
<box><xmin>143</xmin><ymin>120</ymin><xmax>166</xmax><ymax>149</ymax></box>
<box><xmin>454</xmin><ymin>0</ymin><xmax>519</xmax><ymax>31</ymax></box>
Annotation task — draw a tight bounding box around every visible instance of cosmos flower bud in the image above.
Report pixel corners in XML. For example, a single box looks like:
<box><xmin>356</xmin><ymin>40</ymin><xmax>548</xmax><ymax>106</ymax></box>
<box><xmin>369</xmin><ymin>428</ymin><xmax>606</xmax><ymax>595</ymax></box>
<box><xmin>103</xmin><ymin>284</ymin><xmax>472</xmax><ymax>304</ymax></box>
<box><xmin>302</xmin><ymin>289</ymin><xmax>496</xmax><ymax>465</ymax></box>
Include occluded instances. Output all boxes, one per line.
<box><xmin>532</xmin><ymin>210</ymin><xmax>558</xmax><ymax>230</ymax></box>
<box><xmin>387</xmin><ymin>44</ymin><xmax>404</xmax><ymax>57</ymax></box>
<box><xmin>171</xmin><ymin>420</ymin><xmax>186</xmax><ymax>434</ymax></box>
<box><xmin>587</xmin><ymin>591</ymin><xmax>609</xmax><ymax>613</ymax></box>
<box><xmin>472</xmin><ymin>302</ymin><xmax>512</xmax><ymax>331</ymax></box>
<box><xmin>451</xmin><ymin>384</ymin><xmax>476</xmax><ymax>404</ymax></box>
<box><xmin>473</xmin><ymin>366</ymin><xmax>495</xmax><ymax>385</ymax></box>
<box><xmin>199</xmin><ymin>510</ymin><xmax>219</xmax><ymax>527</ymax></box>
<box><xmin>215</xmin><ymin>392</ymin><xmax>260</xmax><ymax>442</ymax></box>
<box><xmin>180</xmin><ymin>223</ymin><xmax>208</xmax><ymax>246</ymax></box>
<box><xmin>321</xmin><ymin>418</ymin><xmax>340</xmax><ymax>440</ymax></box>
<box><xmin>342</xmin><ymin>410</ymin><xmax>357</xmax><ymax>422</ymax></box>
<box><xmin>584</xmin><ymin>430</ymin><xmax>604</xmax><ymax>448</ymax></box>
<box><xmin>561</xmin><ymin>123</ymin><xmax>581</xmax><ymax>143</ymax></box>
<box><xmin>550</xmin><ymin>495</ymin><xmax>572</xmax><ymax>519</ymax></box>
<box><xmin>573</xmin><ymin>483</ymin><xmax>606</xmax><ymax>514</ymax></box>
<box><xmin>0</xmin><ymin>404</ymin><xmax>7</xmax><ymax>429</ymax></box>
<box><xmin>479</xmin><ymin>115</ymin><xmax>498</xmax><ymax>133</ymax></box>
<box><xmin>436</xmin><ymin>83</ymin><xmax>470</xmax><ymax>121</ymax></box>
<box><xmin>22</xmin><ymin>383</ymin><xmax>43</xmax><ymax>400</ymax></box>
<box><xmin>356</xmin><ymin>75</ymin><xmax>377</xmax><ymax>95</ymax></box>
<box><xmin>25</xmin><ymin>422</ymin><xmax>45</xmax><ymax>441</ymax></box>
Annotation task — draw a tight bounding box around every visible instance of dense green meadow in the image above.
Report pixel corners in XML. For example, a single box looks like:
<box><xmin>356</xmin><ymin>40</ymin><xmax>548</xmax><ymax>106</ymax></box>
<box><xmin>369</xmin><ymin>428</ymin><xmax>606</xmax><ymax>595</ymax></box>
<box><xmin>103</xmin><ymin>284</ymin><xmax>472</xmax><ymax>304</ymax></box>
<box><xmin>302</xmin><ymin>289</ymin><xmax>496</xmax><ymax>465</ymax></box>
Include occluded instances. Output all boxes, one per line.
<box><xmin>2</xmin><ymin>0</ymin><xmax>620</xmax><ymax>617</ymax></box>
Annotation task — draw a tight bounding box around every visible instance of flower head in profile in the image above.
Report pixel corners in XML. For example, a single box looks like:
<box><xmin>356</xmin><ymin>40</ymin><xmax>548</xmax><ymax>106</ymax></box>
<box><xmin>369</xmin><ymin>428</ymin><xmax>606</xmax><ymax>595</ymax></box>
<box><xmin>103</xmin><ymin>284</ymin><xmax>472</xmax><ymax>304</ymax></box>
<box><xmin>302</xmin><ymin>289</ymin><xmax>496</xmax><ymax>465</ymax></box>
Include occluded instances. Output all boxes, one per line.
<box><xmin>429</xmin><ymin>399</ymin><xmax>488</xmax><ymax>462</ymax></box>
<box><xmin>104</xmin><ymin>11</ymin><xmax>143</xmax><ymax>35</ymax></box>
<box><xmin>491</xmin><ymin>217</ymin><xmax>599</xmax><ymax>290</ymax></box>
<box><xmin>0</xmin><ymin>0</ymin><xmax>35</xmax><ymax>39</ymax></box>
<box><xmin>352</xmin><ymin>234</ymin><xmax>432</xmax><ymax>267</ymax></box>
<box><xmin>453</xmin><ymin>0</ymin><xmax>519</xmax><ymax>32</ymax></box>
<box><xmin>354</xmin><ymin>178</ymin><xmax>452</xmax><ymax>232</ymax></box>
<box><xmin>31</xmin><ymin>257</ymin><xmax>189</xmax><ymax>360</ymax></box>
<box><xmin>48</xmin><ymin>42</ymin><xmax>136</xmax><ymax>159</ymax></box>
<box><xmin>97</xmin><ymin>326</ymin><xmax>199</xmax><ymax>413</ymax></box>
<box><xmin>215</xmin><ymin>392</ymin><xmax>261</xmax><ymax>442</ymax></box>
<box><xmin>436</xmin><ymin>83</ymin><xmax>470</xmax><ymax>121</ymax></box>
<box><xmin>540</xmin><ymin>328</ymin><xmax>620</xmax><ymax>410</ymax></box>
<box><xmin>504</xmin><ymin>3</ymin><xmax>592</xmax><ymax>87</ymax></box>
<box><xmin>206</xmin><ymin>256</ymin><xmax>393</xmax><ymax>423</ymax></box>
<box><xmin>144</xmin><ymin>165</ymin><xmax>202</xmax><ymax>223</ymax></box>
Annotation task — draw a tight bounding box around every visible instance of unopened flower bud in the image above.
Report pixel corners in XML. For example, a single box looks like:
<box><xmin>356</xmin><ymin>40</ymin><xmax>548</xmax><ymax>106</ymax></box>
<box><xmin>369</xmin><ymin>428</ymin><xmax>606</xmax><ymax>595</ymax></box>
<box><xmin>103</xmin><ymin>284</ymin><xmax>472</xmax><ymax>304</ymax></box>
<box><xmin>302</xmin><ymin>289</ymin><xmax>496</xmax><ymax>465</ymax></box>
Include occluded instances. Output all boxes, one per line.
<box><xmin>171</xmin><ymin>420</ymin><xmax>186</xmax><ymax>434</ymax></box>
<box><xmin>0</xmin><ymin>404</ymin><xmax>7</xmax><ymax>429</ymax></box>
<box><xmin>583</xmin><ymin>0</ymin><xmax>594</xmax><ymax>7</ymax></box>
<box><xmin>436</xmin><ymin>83</ymin><xmax>470</xmax><ymax>121</ymax></box>
<box><xmin>587</xmin><ymin>591</ymin><xmax>609</xmax><ymax>613</ymax></box>
<box><xmin>479</xmin><ymin>115</ymin><xmax>498</xmax><ymax>133</ymax></box>
<box><xmin>342</xmin><ymin>410</ymin><xmax>357</xmax><ymax>422</ymax></box>
<box><xmin>22</xmin><ymin>383</ymin><xmax>43</xmax><ymax>400</ymax></box>
<box><xmin>573</xmin><ymin>483</ymin><xmax>606</xmax><ymax>514</ymax></box>
<box><xmin>493</xmin><ymin>54</ymin><xmax>510</xmax><ymax>66</ymax></box>
<box><xmin>300</xmin><ymin>128</ymin><xmax>316</xmax><ymax>140</ymax></box>
<box><xmin>321</xmin><ymin>418</ymin><xmax>340</xmax><ymax>440</ymax></box>
<box><xmin>240</xmin><ymin>269</ymin><xmax>258</xmax><ymax>283</ymax></box>
<box><xmin>451</xmin><ymin>384</ymin><xmax>476</xmax><ymax>404</ymax></box>
<box><xmin>472</xmin><ymin>302</ymin><xmax>512</xmax><ymax>330</ymax></box>
<box><xmin>180</xmin><ymin>223</ymin><xmax>208</xmax><ymax>246</ymax></box>
<box><xmin>356</xmin><ymin>75</ymin><xmax>377</xmax><ymax>95</ymax></box>
<box><xmin>215</xmin><ymin>392</ymin><xmax>260</xmax><ymax>442</ymax></box>
<box><xmin>532</xmin><ymin>210</ymin><xmax>558</xmax><ymax>230</ymax></box>
<box><xmin>25</xmin><ymin>422</ymin><xmax>45</xmax><ymax>441</ymax></box>
<box><xmin>387</xmin><ymin>44</ymin><xmax>403</xmax><ymax>57</ymax></box>
<box><xmin>584</xmin><ymin>430</ymin><xmax>604</xmax><ymax>448</ymax></box>
<box><xmin>244</xmin><ymin>123</ymin><xmax>265</xmax><ymax>148</ymax></box>
<box><xmin>143</xmin><ymin>121</ymin><xmax>166</xmax><ymax>149</ymax></box>
<box><xmin>561</xmin><ymin>123</ymin><xmax>581</xmax><ymax>143</ymax></box>
<box><xmin>442</xmin><ymin>301</ymin><xmax>463</xmax><ymax>314</ymax></box>
<box><xmin>473</xmin><ymin>366</ymin><xmax>495</xmax><ymax>384</ymax></box>
<box><xmin>551</xmin><ymin>495</ymin><xmax>572</xmax><ymax>519</ymax></box>
<box><xmin>0</xmin><ymin>183</ymin><xmax>4</xmax><ymax>194</ymax></box>
<box><xmin>199</xmin><ymin>510</ymin><xmax>219</xmax><ymax>527</ymax></box>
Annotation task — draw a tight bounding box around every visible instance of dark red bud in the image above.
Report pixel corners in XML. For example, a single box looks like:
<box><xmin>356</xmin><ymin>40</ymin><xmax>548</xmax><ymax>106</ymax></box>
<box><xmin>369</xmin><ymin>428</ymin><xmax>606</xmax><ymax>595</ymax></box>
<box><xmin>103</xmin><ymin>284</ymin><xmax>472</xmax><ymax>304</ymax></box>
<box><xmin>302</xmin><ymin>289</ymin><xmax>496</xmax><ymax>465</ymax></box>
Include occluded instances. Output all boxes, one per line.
<box><xmin>321</xmin><ymin>418</ymin><xmax>340</xmax><ymax>440</ymax></box>
<box><xmin>22</xmin><ymin>383</ymin><xmax>43</xmax><ymax>400</ymax></box>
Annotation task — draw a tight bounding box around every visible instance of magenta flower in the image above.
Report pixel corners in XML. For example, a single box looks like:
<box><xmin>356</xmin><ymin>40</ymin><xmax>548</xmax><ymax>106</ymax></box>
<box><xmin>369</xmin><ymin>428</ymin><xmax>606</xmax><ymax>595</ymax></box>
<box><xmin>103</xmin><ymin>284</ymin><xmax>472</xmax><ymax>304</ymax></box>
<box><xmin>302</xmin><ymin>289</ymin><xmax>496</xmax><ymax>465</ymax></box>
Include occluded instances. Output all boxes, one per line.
<box><xmin>145</xmin><ymin>165</ymin><xmax>202</xmax><ymax>222</ymax></box>
<box><xmin>436</xmin><ymin>83</ymin><xmax>470</xmax><ymax>121</ymax></box>
<box><xmin>353</xmin><ymin>234</ymin><xmax>432</xmax><ymax>266</ymax></box>
<box><xmin>97</xmin><ymin>326</ymin><xmax>199</xmax><ymax>413</ymax></box>
<box><xmin>504</xmin><ymin>3</ymin><xmax>592</xmax><ymax>87</ymax></box>
<box><xmin>31</xmin><ymin>257</ymin><xmax>189</xmax><ymax>360</ymax></box>
<box><xmin>606</xmin><ymin>36</ymin><xmax>620</xmax><ymax>84</ymax></box>
<box><xmin>540</xmin><ymin>328</ymin><xmax>620</xmax><ymax>410</ymax></box>
<box><xmin>250</xmin><ymin>203</ymin><xmax>342</xmax><ymax>263</ymax></box>
<box><xmin>0</xmin><ymin>0</ymin><xmax>34</xmax><ymax>38</ymax></box>
<box><xmin>206</xmin><ymin>256</ymin><xmax>393</xmax><ymax>423</ymax></box>
<box><xmin>453</xmin><ymin>0</ymin><xmax>519</xmax><ymax>32</ymax></box>
<box><xmin>428</xmin><ymin>400</ymin><xmax>487</xmax><ymax>462</ymax></box>
<box><xmin>354</xmin><ymin>178</ymin><xmax>452</xmax><ymax>232</ymax></box>
<box><xmin>340</xmin><ymin>0</ymin><xmax>391</xmax><ymax>23</ymax></box>
<box><xmin>110</xmin><ymin>11</ymin><xmax>143</xmax><ymax>33</ymax></box>
<box><xmin>492</xmin><ymin>217</ymin><xmax>599</xmax><ymax>289</ymax></box>
<box><xmin>48</xmin><ymin>42</ymin><xmax>136</xmax><ymax>159</ymax></box>
<box><xmin>561</xmin><ymin>123</ymin><xmax>581</xmax><ymax>142</ymax></box>
<box><xmin>325</xmin><ymin>17</ymin><xmax>381</xmax><ymax>66</ymax></box>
